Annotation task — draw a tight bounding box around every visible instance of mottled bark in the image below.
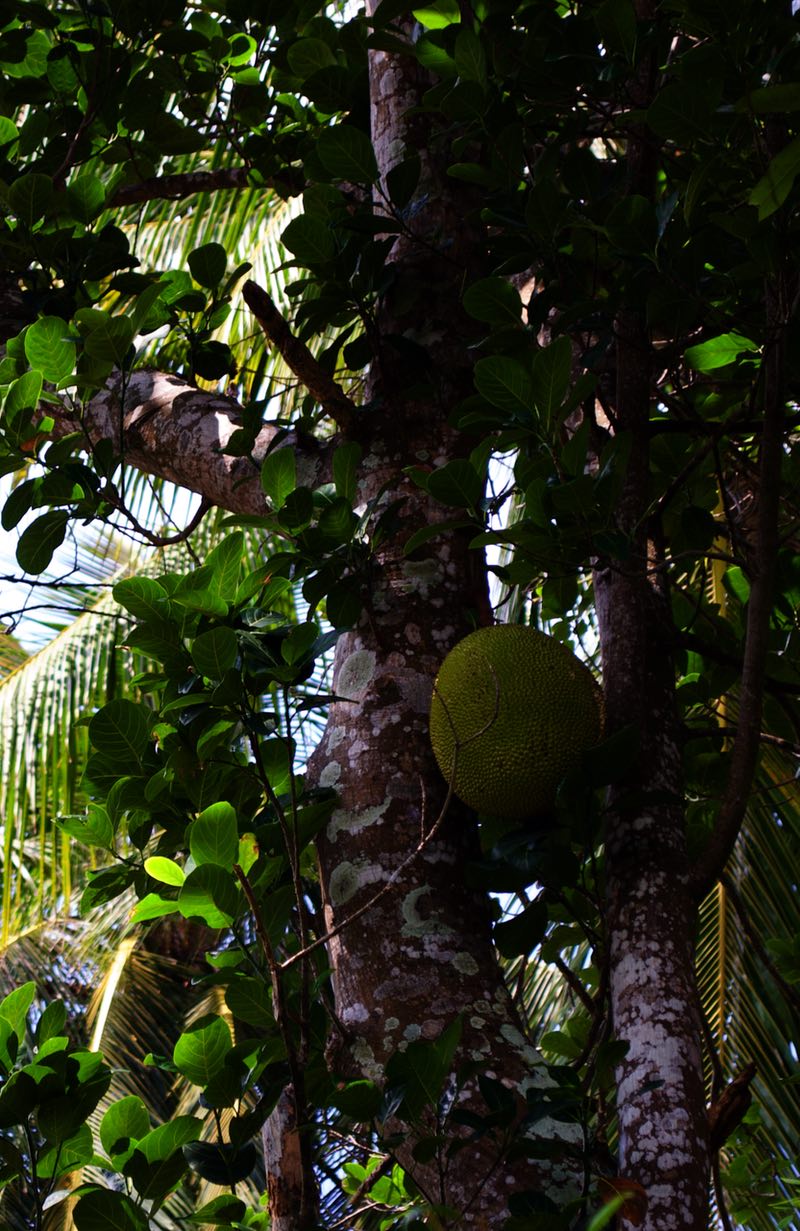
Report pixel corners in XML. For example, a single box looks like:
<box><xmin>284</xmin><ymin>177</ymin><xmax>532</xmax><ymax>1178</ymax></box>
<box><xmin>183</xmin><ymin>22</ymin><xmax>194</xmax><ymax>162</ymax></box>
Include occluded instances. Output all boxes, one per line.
<box><xmin>302</xmin><ymin>14</ymin><xmax>580</xmax><ymax>1223</ymax></box>
<box><xmin>593</xmin><ymin>310</ymin><xmax>709</xmax><ymax>1230</ymax></box>
<box><xmin>44</xmin><ymin>369</ymin><xmax>329</xmax><ymax>516</ymax></box>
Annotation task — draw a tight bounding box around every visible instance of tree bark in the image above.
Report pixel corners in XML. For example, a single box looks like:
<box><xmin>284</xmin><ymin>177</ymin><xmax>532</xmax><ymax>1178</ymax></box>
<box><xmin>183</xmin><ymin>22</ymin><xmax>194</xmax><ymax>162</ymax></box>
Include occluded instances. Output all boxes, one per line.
<box><xmin>593</xmin><ymin>310</ymin><xmax>709</xmax><ymax>1231</ymax></box>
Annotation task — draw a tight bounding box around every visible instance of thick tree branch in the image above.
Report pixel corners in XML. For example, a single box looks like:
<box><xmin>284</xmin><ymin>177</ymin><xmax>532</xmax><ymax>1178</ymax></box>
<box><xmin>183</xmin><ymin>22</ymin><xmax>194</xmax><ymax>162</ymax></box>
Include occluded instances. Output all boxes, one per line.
<box><xmin>690</xmin><ymin>286</ymin><xmax>787</xmax><ymax>900</ymax></box>
<box><xmin>42</xmin><ymin>370</ymin><xmax>333</xmax><ymax>516</ymax></box>
<box><xmin>242</xmin><ymin>281</ymin><xmax>357</xmax><ymax>431</ymax></box>
<box><xmin>109</xmin><ymin>167</ymin><xmax>299</xmax><ymax>208</ymax></box>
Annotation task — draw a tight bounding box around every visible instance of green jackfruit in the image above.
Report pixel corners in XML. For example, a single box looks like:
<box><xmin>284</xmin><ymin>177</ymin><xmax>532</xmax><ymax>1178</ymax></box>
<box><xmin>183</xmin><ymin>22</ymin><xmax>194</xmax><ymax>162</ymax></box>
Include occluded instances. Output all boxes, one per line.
<box><xmin>429</xmin><ymin>626</ymin><xmax>604</xmax><ymax>819</ymax></box>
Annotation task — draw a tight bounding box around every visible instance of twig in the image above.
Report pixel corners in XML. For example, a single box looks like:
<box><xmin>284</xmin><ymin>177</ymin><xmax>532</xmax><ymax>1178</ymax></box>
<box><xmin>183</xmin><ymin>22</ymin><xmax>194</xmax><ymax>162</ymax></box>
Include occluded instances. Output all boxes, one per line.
<box><xmin>243</xmin><ymin>281</ymin><xmax>357</xmax><ymax>431</ymax></box>
<box><xmin>691</xmin><ymin>272</ymin><xmax>790</xmax><ymax>899</ymax></box>
<box><xmin>101</xmin><ymin>487</ymin><xmax>212</xmax><ymax>547</ymax></box>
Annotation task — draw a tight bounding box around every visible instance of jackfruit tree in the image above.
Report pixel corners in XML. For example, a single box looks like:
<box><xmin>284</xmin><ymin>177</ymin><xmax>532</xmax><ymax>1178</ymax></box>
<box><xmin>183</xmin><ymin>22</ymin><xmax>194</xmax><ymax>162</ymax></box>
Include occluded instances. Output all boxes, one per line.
<box><xmin>0</xmin><ymin>0</ymin><xmax>799</xmax><ymax>1229</ymax></box>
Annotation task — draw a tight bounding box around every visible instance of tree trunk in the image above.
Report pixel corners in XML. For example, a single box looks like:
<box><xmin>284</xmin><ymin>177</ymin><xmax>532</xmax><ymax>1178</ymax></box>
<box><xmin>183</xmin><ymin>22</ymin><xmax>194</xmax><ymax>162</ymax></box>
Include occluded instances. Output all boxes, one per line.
<box><xmin>592</xmin><ymin>310</ymin><xmax>709</xmax><ymax>1230</ymax></box>
<box><xmin>303</xmin><ymin>13</ymin><xmax>580</xmax><ymax>1221</ymax></box>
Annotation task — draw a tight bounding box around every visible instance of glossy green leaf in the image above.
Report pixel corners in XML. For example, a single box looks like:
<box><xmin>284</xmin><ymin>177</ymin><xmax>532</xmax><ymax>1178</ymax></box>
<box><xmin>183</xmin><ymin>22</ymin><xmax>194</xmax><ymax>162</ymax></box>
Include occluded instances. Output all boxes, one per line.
<box><xmin>427</xmin><ymin>459</ymin><xmax>482</xmax><ymax>509</ymax></box>
<box><xmin>173</xmin><ymin>1015</ymin><xmax>232</xmax><ymax>1086</ymax></box>
<box><xmin>281</xmin><ymin>214</ymin><xmax>336</xmax><ymax>265</ymax></box>
<box><xmin>413</xmin><ymin>0</ymin><xmax>460</xmax><ymax>28</ymax></box>
<box><xmin>474</xmin><ymin>356</ymin><xmax>533</xmax><ymax>416</ymax></box>
<box><xmin>4</xmin><ymin>369</ymin><xmax>44</xmax><ymax>417</ymax></box>
<box><xmin>100</xmin><ymin>1096</ymin><xmax>150</xmax><ymax>1157</ymax></box>
<box><xmin>685</xmin><ymin>333</ymin><xmax>759</xmax><ymax>372</ymax></box>
<box><xmin>261</xmin><ymin>447</ymin><xmax>296</xmax><ymax>507</ymax></box>
<box><xmin>189</xmin><ymin>801</ymin><xmax>239</xmax><ymax>868</ymax></box>
<box><xmin>316</xmin><ymin>125</ymin><xmax>379</xmax><ymax>184</ymax></box>
<box><xmin>188</xmin><ymin>242</ymin><xmax>227</xmax><ymax>288</ymax></box>
<box><xmin>192</xmin><ymin>627</ymin><xmax>238</xmax><ymax>679</ymax></box>
<box><xmin>89</xmin><ymin>699</ymin><xmax>152</xmax><ymax>761</ymax></box>
<box><xmin>179</xmin><ymin>864</ymin><xmax>238</xmax><ymax>927</ymax></box>
<box><xmin>144</xmin><ymin>857</ymin><xmax>185</xmax><ymax>887</ymax></box>
<box><xmin>333</xmin><ymin>441</ymin><xmax>362</xmax><ymax>503</ymax></box>
<box><xmin>749</xmin><ymin>137</ymin><xmax>800</xmax><ymax>220</ymax></box>
<box><xmin>112</xmin><ymin>577</ymin><xmax>171</xmax><ymax>623</ymax></box>
<box><xmin>288</xmin><ymin>37</ymin><xmax>336</xmax><ymax>79</ymax></box>
<box><xmin>74</xmin><ymin>1188</ymin><xmax>148</xmax><ymax>1231</ymax></box>
<box><xmin>0</xmin><ymin>983</ymin><xmax>35</xmax><ymax>1041</ymax></box>
<box><xmin>8</xmin><ymin>173</ymin><xmax>52</xmax><ymax>225</ymax></box>
<box><xmin>24</xmin><ymin>317</ymin><xmax>76</xmax><ymax>383</ymax></box>
<box><xmin>463</xmin><ymin>277</ymin><xmax>522</xmax><ymax>326</ymax></box>
<box><xmin>225</xmin><ymin>976</ymin><xmax>273</xmax><ymax>1026</ymax></box>
<box><xmin>16</xmin><ymin>510</ymin><xmax>69</xmax><ymax>575</ymax></box>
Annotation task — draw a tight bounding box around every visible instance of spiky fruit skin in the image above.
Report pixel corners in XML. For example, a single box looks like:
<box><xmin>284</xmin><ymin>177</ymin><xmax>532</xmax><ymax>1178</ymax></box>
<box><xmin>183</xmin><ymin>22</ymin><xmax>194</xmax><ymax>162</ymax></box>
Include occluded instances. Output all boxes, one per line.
<box><xmin>429</xmin><ymin>626</ymin><xmax>604</xmax><ymax>820</ymax></box>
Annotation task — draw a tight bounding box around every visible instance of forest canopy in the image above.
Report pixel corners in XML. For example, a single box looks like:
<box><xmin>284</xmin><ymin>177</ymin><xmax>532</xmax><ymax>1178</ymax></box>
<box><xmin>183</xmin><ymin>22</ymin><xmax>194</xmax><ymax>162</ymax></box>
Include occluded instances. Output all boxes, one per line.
<box><xmin>0</xmin><ymin>1</ymin><xmax>799</xmax><ymax>1229</ymax></box>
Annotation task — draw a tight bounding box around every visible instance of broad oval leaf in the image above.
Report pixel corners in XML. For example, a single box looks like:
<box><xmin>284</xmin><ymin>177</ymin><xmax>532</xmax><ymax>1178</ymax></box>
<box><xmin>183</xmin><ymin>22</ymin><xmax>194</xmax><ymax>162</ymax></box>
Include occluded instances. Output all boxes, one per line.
<box><xmin>24</xmin><ymin>317</ymin><xmax>75</xmax><ymax>383</ymax></box>
<box><xmin>89</xmin><ymin>699</ymin><xmax>152</xmax><ymax>761</ymax></box>
<box><xmin>179</xmin><ymin>864</ymin><xmax>238</xmax><ymax>927</ymax></box>
<box><xmin>100</xmin><ymin>1096</ymin><xmax>150</xmax><ymax>1157</ymax></box>
<box><xmin>316</xmin><ymin>124</ymin><xmax>379</xmax><ymax>184</ymax></box>
<box><xmin>192</xmin><ymin>627</ymin><xmax>238</xmax><ymax>680</ymax></box>
<box><xmin>16</xmin><ymin>510</ymin><xmax>69</xmax><ymax>575</ymax></box>
<box><xmin>173</xmin><ymin>1016</ymin><xmax>232</xmax><ymax>1086</ymax></box>
<box><xmin>144</xmin><ymin>856</ymin><xmax>185</xmax><ymax>887</ymax></box>
<box><xmin>189</xmin><ymin>801</ymin><xmax>239</xmax><ymax>868</ymax></box>
<box><xmin>473</xmin><ymin>356</ymin><xmax>533</xmax><ymax>416</ymax></box>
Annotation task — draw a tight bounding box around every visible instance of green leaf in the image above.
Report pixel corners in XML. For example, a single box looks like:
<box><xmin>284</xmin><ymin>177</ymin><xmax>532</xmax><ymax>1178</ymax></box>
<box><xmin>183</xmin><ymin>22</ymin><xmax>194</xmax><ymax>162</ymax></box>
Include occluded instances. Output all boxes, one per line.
<box><xmin>386</xmin><ymin>1017</ymin><xmax>463</xmax><ymax>1118</ymax></box>
<box><xmin>183</xmin><ymin>1139</ymin><xmax>258</xmax><ymax>1185</ymax></box>
<box><xmin>225</xmin><ymin>977</ymin><xmax>273</xmax><ymax>1027</ymax></box>
<box><xmin>8</xmin><ymin>173</ymin><xmax>53</xmax><ymax>225</ymax></box>
<box><xmin>138</xmin><ymin>1116</ymin><xmax>202</xmax><ymax>1162</ymax></box>
<box><xmin>130</xmin><ymin>894</ymin><xmax>180</xmax><ymax>924</ymax></box>
<box><xmin>316</xmin><ymin>125</ymin><xmax>379</xmax><ymax>184</ymax></box>
<box><xmin>463</xmin><ymin>277</ymin><xmax>522</xmax><ymax>326</ymax></box>
<box><xmin>647</xmin><ymin>83</ymin><xmax>716</xmax><ymax>143</ymax></box>
<box><xmin>205</xmin><ymin>531</ymin><xmax>244</xmax><ymax>601</ymax></box>
<box><xmin>188</xmin><ymin>242</ymin><xmax>227</xmax><ymax>288</ymax></box>
<box><xmin>744</xmin><ymin>84</ymin><xmax>800</xmax><ymax>113</ymax></box>
<box><xmin>494</xmin><ymin>900</ymin><xmax>548</xmax><ymax>958</ymax></box>
<box><xmin>189</xmin><ymin>801</ymin><xmax>239</xmax><ymax>869</ymax></box>
<box><xmin>261</xmin><ymin>447</ymin><xmax>296</xmax><ymax>507</ymax></box>
<box><xmin>16</xmin><ymin>510</ymin><xmax>69</xmax><ymax>574</ymax></box>
<box><xmin>179</xmin><ymin>865</ymin><xmax>238</xmax><ymax>927</ymax></box>
<box><xmin>333</xmin><ymin>441</ymin><xmax>362</xmax><ymax>503</ymax></box>
<box><xmin>330</xmin><ymin>1080</ymin><xmax>383</xmax><ymax>1121</ymax></box>
<box><xmin>531</xmin><ymin>337</ymin><xmax>572</xmax><ymax>423</ymax></box>
<box><xmin>281</xmin><ymin>214</ymin><xmax>336</xmax><ymax>266</ymax></box>
<box><xmin>188</xmin><ymin>1195</ymin><xmax>247</xmax><ymax>1225</ymax></box>
<box><xmin>413</xmin><ymin>0</ymin><xmax>460</xmax><ymax>28</ymax></box>
<box><xmin>100</xmin><ymin>1096</ymin><xmax>150</xmax><ymax>1158</ymax></box>
<box><xmin>36</xmin><ymin>1001</ymin><xmax>67</xmax><ymax>1047</ymax></box>
<box><xmin>192</xmin><ymin>627</ymin><xmax>238</xmax><ymax>679</ymax></box>
<box><xmin>427</xmin><ymin>459</ymin><xmax>482</xmax><ymax>509</ymax></box>
<box><xmin>112</xmin><ymin>577</ymin><xmax>171</xmax><ymax>623</ymax></box>
<box><xmin>454</xmin><ymin>29</ymin><xmax>486</xmax><ymax>84</ymax></box>
<box><xmin>288</xmin><ymin>37</ymin><xmax>336</xmax><ymax>79</ymax></box>
<box><xmin>24</xmin><ymin>317</ymin><xmax>75</xmax><ymax>383</ymax></box>
<box><xmin>83</xmin><ymin>316</ymin><xmax>135</xmax><ymax>365</ymax></box>
<box><xmin>4</xmin><ymin>369</ymin><xmax>44</xmax><ymax>417</ymax></box>
<box><xmin>685</xmin><ymin>332</ymin><xmax>759</xmax><ymax>372</ymax></box>
<box><xmin>74</xmin><ymin>1189</ymin><xmax>148</xmax><ymax>1231</ymax></box>
<box><xmin>0</xmin><ymin>983</ymin><xmax>35</xmax><ymax>1041</ymax></box>
<box><xmin>173</xmin><ymin>1015</ymin><xmax>232</xmax><ymax>1086</ymax></box>
<box><xmin>89</xmin><ymin>699</ymin><xmax>152</xmax><ymax>761</ymax></box>
<box><xmin>67</xmin><ymin>175</ymin><xmax>105</xmax><ymax>223</ymax></box>
<box><xmin>56</xmin><ymin>805</ymin><xmax>114</xmax><ymax>848</ymax></box>
<box><xmin>474</xmin><ymin>356</ymin><xmax>533</xmax><ymax>416</ymax></box>
<box><xmin>144</xmin><ymin>857</ymin><xmax>186</xmax><ymax>887</ymax></box>
<box><xmin>748</xmin><ymin>137</ymin><xmax>800</xmax><ymax>220</ymax></box>
<box><xmin>0</xmin><ymin>117</ymin><xmax>18</xmax><ymax>146</ymax></box>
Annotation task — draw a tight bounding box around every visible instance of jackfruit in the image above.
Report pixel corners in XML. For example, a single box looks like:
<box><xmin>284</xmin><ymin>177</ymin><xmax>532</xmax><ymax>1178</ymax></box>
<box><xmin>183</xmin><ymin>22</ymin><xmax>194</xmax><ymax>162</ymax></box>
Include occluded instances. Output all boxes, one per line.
<box><xmin>429</xmin><ymin>625</ymin><xmax>604</xmax><ymax>819</ymax></box>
